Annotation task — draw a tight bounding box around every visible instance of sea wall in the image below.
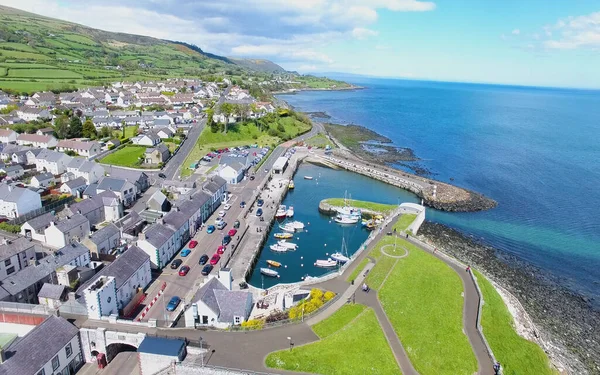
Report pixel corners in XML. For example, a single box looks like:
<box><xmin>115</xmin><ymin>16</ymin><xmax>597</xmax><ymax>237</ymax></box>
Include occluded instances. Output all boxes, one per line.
<box><xmin>317</xmin><ymin>200</ymin><xmax>383</xmax><ymax>218</ymax></box>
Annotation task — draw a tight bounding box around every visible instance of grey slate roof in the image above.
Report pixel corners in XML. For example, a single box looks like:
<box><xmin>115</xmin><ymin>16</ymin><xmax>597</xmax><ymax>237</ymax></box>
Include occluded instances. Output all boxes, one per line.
<box><xmin>202</xmin><ymin>176</ymin><xmax>226</xmax><ymax>195</ymax></box>
<box><xmin>54</xmin><ymin>213</ymin><xmax>88</xmax><ymax>232</ymax></box>
<box><xmin>77</xmin><ymin>246</ymin><xmax>149</xmax><ymax>291</ymax></box>
<box><xmin>214</xmin><ymin>289</ymin><xmax>252</xmax><ymax>323</ymax></box>
<box><xmin>67</xmin><ymin>157</ymin><xmax>86</xmax><ymax>169</ymax></box>
<box><xmin>67</xmin><ymin>198</ymin><xmax>102</xmax><ymax>216</ymax></box>
<box><xmin>0</xmin><ymin>315</ymin><xmax>79</xmax><ymax>375</ymax></box>
<box><xmin>0</xmin><ymin>243</ymin><xmax>90</xmax><ymax>295</ymax></box>
<box><xmin>94</xmin><ymin>190</ymin><xmax>120</xmax><ymax>207</ymax></box>
<box><xmin>163</xmin><ymin>209</ymin><xmax>188</xmax><ymax>229</ymax></box>
<box><xmin>97</xmin><ymin>177</ymin><xmax>127</xmax><ymax>192</ymax></box>
<box><xmin>219</xmin><ymin>155</ymin><xmax>247</xmax><ymax>172</ymax></box>
<box><xmin>194</xmin><ymin>277</ymin><xmax>226</xmax><ymax>315</ymax></box>
<box><xmin>23</xmin><ymin>212</ymin><xmax>54</xmax><ymax>231</ymax></box>
<box><xmin>87</xmin><ymin>223</ymin><xmax>120</xmax><ymax>245</ymax></box>
<box><xmin>63</xmin><ymin>177</ymin><xmax>87</xmax><ymax>190</ymax></box>
<box><xmin>37</xmin><ymin>283</ymin><xmax>65</xmax><ymax>300</ymax></box>
<box><xmin>137</xmin><ymin>336</ymin><xmax>185</xmax><ymax>357</ymax></box>
<box><xmin>32</xmin><ymin>172</ymin><xmax>53</xmax><ymax>181</ymax></box>
<box><xmin>83</xmin><ymin>182</ymin><xmax>98</xmax><ymax>197</ymax></box>
<box><xmin>141</xmin><ymin>223</ymin><xmax>174</xmax><ymax>249</ymax></box>
<box><xmin>0</xmin><ymin>237</ymin><xmax>36</xmax><ymax>261</ymax></box>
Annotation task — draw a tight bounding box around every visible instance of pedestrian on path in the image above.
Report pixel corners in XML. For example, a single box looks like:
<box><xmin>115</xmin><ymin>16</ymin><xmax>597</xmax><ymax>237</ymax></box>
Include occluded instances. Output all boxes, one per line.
<box><xmin>434</xmin><ymin>247</ymin><xmax>437</xmax><ymax>254</ymax></box>
<box><xmin>466</xmin><ymin>265</ymin><xmax>471</xmax><ymax>273</ymax></box>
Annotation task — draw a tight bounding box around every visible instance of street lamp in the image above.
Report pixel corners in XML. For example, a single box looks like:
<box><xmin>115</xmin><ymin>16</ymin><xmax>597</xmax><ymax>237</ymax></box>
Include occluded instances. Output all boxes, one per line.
<box><xmin>199</xmin><ymin>336</ymin><xmax>204</xmax><ymax>367</ymax></box>
<box><xmin>287</xmin><ymin>336</ymin><xmax>294</xmax><ymax>351</ymax></box>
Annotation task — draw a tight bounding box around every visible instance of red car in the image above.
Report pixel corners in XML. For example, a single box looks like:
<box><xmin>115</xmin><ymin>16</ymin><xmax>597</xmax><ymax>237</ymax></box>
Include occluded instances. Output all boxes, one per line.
<box><xmin>217</xmin><ymin>245</ymin><xmax>225</xmax><ymax>255</ymax></box>
<box><xmin>178</xmin><ymin>266</ymin><xmax>190</xmax><ymax>276</ymax></box>
<box><xmin>228</xmin><ymin>229</ymin><xmax>237</xmax><ymax>237</ymax></box>
<box><xmin>210</xmin><ymin>254</ymin><xmax>221</xmax><ymax>265</ymax></box>
<box><xmin>189</xmin><ymin>240</ymin><xmax>198</xmax><ymax>248</ymax></box>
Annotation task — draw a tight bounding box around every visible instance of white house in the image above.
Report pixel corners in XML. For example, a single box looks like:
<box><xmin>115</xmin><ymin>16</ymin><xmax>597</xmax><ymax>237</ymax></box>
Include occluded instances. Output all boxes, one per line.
<box><xmin>0</xmin><ymin>184</ymin><xmax>42</xmax><ymax>218</ymax></box>
<box><xmin>30</xmin><ymin>172</ymin><xmax>54</xmax><ymax>188</ymax></box>
<box><xmin>0</xmin><ymin>164</ymin><xmax>24</xmax><ymax>179</ymax></box>
<box><xmin>96</xmin><ymin>177</ymin><xmax>137</xmax><ymax>207</ymax></box>
<box><xmin>79</xmin><ymin>246</ymin><xmax>151</xmax><ymax>318</ymax></box>
<box><xmin>15</xmin><ymin>107</ymin><xmax>51</xmax><ymax>121</ymax></box>
<box><xmin>136</xmin><ymin>222</ymin><xmax>176</xmax><ymax>269</ymax></box>
<box><xmin>21</xmin><ymin>212</ymin><xmax>55</xmax><ymax>243</ymax></box>
<box><xmin>16</xmin><ymin>134</ymin><xmax>58</xmax><ymax>148</ymax></box>
<box><xmin>66</xmin><ymin>158</ymin><xmax>105</xmax><ymax>185</ymax></box>
<box><xmin>0</xmin><ymin>237</ymin><xmax>37</xmax><ymax>281</ymax></box>
<box><xmin>44</xmin><ymin>213</ymin><xmax>90</xmax><ymax>249</ymax></box>
<box><xmin>57</xmin><ymin>140</ymin><xmax>101</xmax><ymax>157</ymax></box>
<box><xmin>59</xmin><ymin>176</ymin><xmax>87</xmax><ymax>197</ymax></box>
<box><xmin>82</xmin><ymin>223</ymin><xmax>121</xmax><ymax>260</ymax></box>
<box><xmin>131</xmin><ymin>133</ymin><xmax>160</xmax><ymax>146</ymax></box>
<box><xmin>218</xmin><ymin>156</ymin><xmax>250</xmax><ymax>185</ymax></box>
<box><xmin>184</xmin><ymin>269</ymin><xmax>253</xmax><ymax>329</ymax></box>
<box><xmin>34</xmin><ymin>149</ymin><xmax>73</xmax><ymax>175</ymax></box>
<box><xmin>0</xmin><ymin>315</ymin><xmax>83</xmax><ymax>375</ymax></box>
<box><xmin>0</xmin><ymin>129</ymin><xmax>17</xmax><ymax>143</ymax></box>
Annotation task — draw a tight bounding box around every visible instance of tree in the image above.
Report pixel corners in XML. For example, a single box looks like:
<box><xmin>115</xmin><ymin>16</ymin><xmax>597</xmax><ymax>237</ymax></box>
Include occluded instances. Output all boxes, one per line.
<box><xmin>68</xmin><ymin>116</ymin><xmax>83</xmax><ymax>138</ymax></box>
<box><xmin>0</xmin><ymin>104</ymin><xmax>18</xmax><ymax>115</ymax></box>
<box><xmin>220</xmin><ymin>103</ymin><xmax>233</xmax><ymax>133</ymax></box>
<box><xmin>82</xmin><ymin>119</ymin><xmax>97</xmax><ymax>139</ymax></box>
<box><xmin>99</xmin><ymin>126</ymin><xmax>112</xmax><ymax>138</ymax></box>
<box><xmin>54</xmin><ymin>115</ymin><xmax>69</xmax><ymax>139</ymax></box>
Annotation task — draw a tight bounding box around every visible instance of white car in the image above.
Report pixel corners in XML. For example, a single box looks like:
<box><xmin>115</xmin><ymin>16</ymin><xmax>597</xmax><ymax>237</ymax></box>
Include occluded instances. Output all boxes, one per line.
<box><xmin>215</xmin><ymin>217</ymin><xmax>223</xmax><ymax>224</ymax></box>
<box><xmin>224</xmin><ymin>203</ymin><xmax>232</xmax><ymax>210</ymax></box>
<box><xmin>218</xmin><ymin>210</ymin><xmax>226</xmax><ymax>217</ymax></box>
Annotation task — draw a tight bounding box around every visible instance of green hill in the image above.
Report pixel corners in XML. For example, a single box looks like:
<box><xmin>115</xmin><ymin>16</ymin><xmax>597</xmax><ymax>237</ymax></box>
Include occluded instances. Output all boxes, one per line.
<box><xmin>0</xmin><ymin>5</ymin><xmax>293</xmax><ymax>94</ymax></box>
<box><xmin>228</xmin><ymin>58</ymin><xmax>287</xmax><ymax>73</ymax></box>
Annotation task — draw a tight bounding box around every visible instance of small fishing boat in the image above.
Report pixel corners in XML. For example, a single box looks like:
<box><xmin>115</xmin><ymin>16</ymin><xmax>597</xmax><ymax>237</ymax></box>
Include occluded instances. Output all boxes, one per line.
<box><xmin>277</xmin><ymin>240</ymin><xmax>298</xmax><ymax>250</ymax></box>
<box><xmin>260</xmin><ymin>268</ymin><xmax>279</xmax><ymax>277</ymax></box>
<box><xmin>334</xmin><ymin>214</ymin><xmax>359</xmax><ymax>224</ymax></box>
<box><xmin>314</xmin><ymin>259</ymin><xmax>338</xmax><ymax>268</ymax></box>
<box><xmin>304</xmin><ymin>176</ymin><xmax>313</xmax><ymax>180</ymax></box>
<box><xmin>286</xmin><ymin>206</ymin><xmax>294</xmax><ymax>217</ymax></box>
<box><xmin>331</xmin><ymin>253</ymin><xmax>350</xmax><ymax>263</ymax></box>
<box><xmin>288</xmin><ymin>221</ymin><xmax>305</xmax><ymax>230</ymax></box>
<box><xmin>280</xmin><ymin>221</ymin><xmax>305</xmax><ymax>232</ymax></box>
<box><xmin>288</xmin><ymin>180</ymin><xmax>295</xmax><ymax>189</ymax></box>
<box><xmin>270</xmin><ymin>244</ymin><xmax>288</xmax><ymax>252</ymax></box>
<box><xmin>274</xmin><ymin>233</ymin><xmax>293</xmax><ymax>239</ymax></box>
<box><xmin>337</xmin><ymin>192</ymin><xmax>362</xmax><ymax>218</ymax></box>
<box><xmin>275</xmin><ymin>205</ymin><xmax>287</xmax><ymax>219</ymax></box>
<box><xmin>266</xmin><ymin>260</ymin><xmax>281</xmax><ymax>267</ymax></box>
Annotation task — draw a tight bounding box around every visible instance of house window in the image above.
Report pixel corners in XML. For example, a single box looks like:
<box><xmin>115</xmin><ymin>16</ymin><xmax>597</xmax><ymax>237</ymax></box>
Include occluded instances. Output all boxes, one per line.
<box><xmin>4</xmin><ymin>259</ymin><xmax>10</xmax><ymax>266</ymax></box>
<box><xmin>52</xmin><ymin>355</ymin><xmax>60</xmax><ymax>370</ymax></box>
<box><xmin>234</xmin><ymin>316</ymin><xmax>241</xmax><ymax>325</ymax></box>
<box><xmin>6</xmin><ymin>266</ymin><xmax>15</xmax><ymax>275</ymax></box>
<box><xmin>36</xmin><ymin>369</ymin><xmax>45</xmax><ymax>375</ymax></box>
<box><xmin>65</xmin><ymin>342</ymin><xmax>72</xmax><ymax>357</ymax></box>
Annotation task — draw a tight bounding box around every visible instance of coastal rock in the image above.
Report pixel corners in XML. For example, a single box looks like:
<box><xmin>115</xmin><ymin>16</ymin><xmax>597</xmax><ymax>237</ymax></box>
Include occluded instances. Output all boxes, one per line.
<box><xmin>418</xmin><ymin>221</ymin><xmax>598</xmax><ymax>375</ymax></box>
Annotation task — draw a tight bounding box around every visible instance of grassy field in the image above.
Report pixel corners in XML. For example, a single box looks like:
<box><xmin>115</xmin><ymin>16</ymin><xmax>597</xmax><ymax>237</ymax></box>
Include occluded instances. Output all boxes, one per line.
<box><xmin>324</xmin><ymin>123</ymin><xmax>391</xmax><ymax>150</ymax></box>
<box><xmin>393</xmin><ymin>214</ymin><xmax>417</xmax><ymax>232</ymax></box>
<box><xmin>266</xmin><ymin>306</ymin><xmax>400</xmax><ymax>374</ymax></box>
<box><xmin>346</xmin><ymin>258</ymin><xmax>370</xmax><ymax>283</ymax></box>
<box><xmin>305</xmin><ymin>133</ymin><xmax>333</xmax><ymax>148</ymax></box>
<box><xmin>99</xmin><ymin>145</ymin><xmax>145</xmax><ymax>167</ymax></box>
<box><xmin>7</xmin><ymin>68</ymin><xmax>83</xmax><ymax>79</ymax></box>
<box><xmin>379</xmin><ymin>238</ymin><xmax>477</xmax><ymax>375</ymax></box>
<box><xmin>312</xmin><ymin>304</ymin><xmax>366</xmax><ymax>338</ymax></box>
<box><xmin>474</xmin><ymin>271</ymin><xmax>556</xmax><ymax>375</ymax></box>
<box><xmin>0</xmin><ymin>49</ymin><xmax>50</xmax><ymax>60</ymax></box>
<box><xmin>323</xmin><ymin>198</ymin><xmax>395</xmax><ymax>214</ymax></box>
<box><xmin>112</xmin><ymin>126</ymin><xmax>138</xmax><ymax>139</ymax></box>
<box><xmin>0</xmin><ymin>68</ymin><xmax>6</xmax><ymax>77</ymax></box>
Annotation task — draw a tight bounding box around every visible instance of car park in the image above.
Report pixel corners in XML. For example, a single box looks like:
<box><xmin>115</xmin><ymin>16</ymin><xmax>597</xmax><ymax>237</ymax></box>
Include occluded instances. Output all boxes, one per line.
<box><xmin>166</xmin><ymin>296</ymin><xmax>181</xmax><ymax>311</ymax></box>
<box><xmin>201</xmin><ymin>264</ymin><xmax>214</xmax><ymax>276</ymax></box>
<box><xmin>206</xmin><ymin>225</ymin><xmax>215</xmax><ymax>234</ymax></box>
<box><xmin>170</xmin><ymin>259</ymin><xmax>183</xmax><ymax>269</ymax></box>
<box><xmin>228</xmin><ymin>229</ymin><xmax>237</xmax><ymax>237</ymax></box>
<box><xmin>210</xmin><ymin>254</ymin><xmax>220</xmax><ymax>265</ymax></box>
<box><xmin>256</xmin><ymin>208</ymin><xmax>263</xmax><ymax>217</ymax></box>
<box><xmin>199</xmin><ymin>254</ymin><xmax>209</xmax><ymax>265</ymax></box>
<box><xmin>178</xmin><ymin>266</ymin><xmax>191</xmax><ymax>276</ymax></box>
<box><xmin>189</xmin><ymin>240</ymin><xmax>198</xmax><ymax>248</ymax></box>
<box><xmin>180</xmin><ymin>248</ymin><xmax>191</xmax><ymax>257</ymax></box>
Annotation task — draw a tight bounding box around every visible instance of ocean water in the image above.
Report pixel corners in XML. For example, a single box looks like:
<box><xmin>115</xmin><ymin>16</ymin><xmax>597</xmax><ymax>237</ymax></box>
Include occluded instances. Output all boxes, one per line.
<box><xmin>277</xmin><ymin>78</ymin><xmax>600</xmax><ymax>300</ymax></box>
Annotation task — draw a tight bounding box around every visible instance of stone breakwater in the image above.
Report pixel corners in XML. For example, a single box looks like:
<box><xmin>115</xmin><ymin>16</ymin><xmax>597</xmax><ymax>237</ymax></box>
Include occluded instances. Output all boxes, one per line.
<box><xmin>418</xmin><ymin>221</ymin><xmax>598</xmax><ymax>375</ymax></box>
<box><xmin>318</xmin><ymin>200</ymin><xmax>382</xmax><ymax>217</ymax></box>
<box><xmin>311</xmin><ymin>152</ymin><xmax>497</xmax><ymax>212</ymax></box>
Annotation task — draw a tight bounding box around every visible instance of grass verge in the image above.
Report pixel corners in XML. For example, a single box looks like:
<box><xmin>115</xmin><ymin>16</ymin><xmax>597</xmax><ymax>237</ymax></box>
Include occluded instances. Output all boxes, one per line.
<box><xmin>99</xmin><ymin>145</ymin><xmax>145</xmax><ymax>167</ymax></box>
<box><xmin>393</xmin><ymin>214</ymin><xmax>417</xmax><ymax>232</ymax></box>
<box><xmin>474</xmin><ymin>270</ymin><xmax>557</xmax><ymax>375</ymax></box>
<box><xmin>346</xmin><ymin>258</ymin><xmax>369</xmax><ymax>283</ymax></box>
<box><xmin>266</xmin><ymin>306</ymin><xmax>400</xmax><ymax>375</ymax></box>
<box><xmin>312</xmin><ymin>304</ymin><xmax>366</xmax><ymax>339</ymax></box>
<box><xmin>323</xmin><ymin>198</ymin><xmax>395</xmax><ymax>215</ymax></box>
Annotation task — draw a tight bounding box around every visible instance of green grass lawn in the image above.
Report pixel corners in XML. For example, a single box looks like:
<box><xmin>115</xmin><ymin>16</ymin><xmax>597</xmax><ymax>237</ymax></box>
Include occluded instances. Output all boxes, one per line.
<box><xmin>312</xmin><ymin>304</ymin><xmax>366</xmax><ymax>338</ymax></box>
<box><xmin>474</xmin><ymin>271</ymin><xmax>556</xmax><ymax>375</ymax></box>
<box><xmin>164</xmin><ymin>142</ymin><xmax>179</xmax><ymax>153</ymax></box>
<box><xmin>393</xmin><ymin>214</ymin><xmax>417</xmax><ymax>232</ymax></box>
<box><xmin>7</xmin><ymin>68</ymin><xmax>82</xmax><ymax>79</ymax></box>
<box><xmin>323</xmin><ymin>198</ymin><xmax>395</xmax><ymax>214</ymax></box>
<box><xmin>99</xmin><ymin>145</ymin><xmax>145</xmax><ymax>167</ymax></box>
<box><xmin>0</xmin><ymin>68</ymin><xmax>6</xmax><ymax>77</ymax></box>
<box><xmin>0</xmin><ymin>49</ymin><xmax>50</xmax><ymax>60</ymax></box>
<box><xmin>346</xmin><ymin>258</ymin><xmax>369</xmax><ymax>283</ymax></box>
<box><xmin>112</xmin><ymin>126</ymin><xmax>138</xmax><ymax>139</ymax></box>
<box><xmin>360</xmin><ymin>235</ymin><xmax>400</xmax><ymax>290</ymax></box>
<box><xmin>305</xmin><ymin>133</ymin><xmax>333</xmax><ymax>148</ymax></box>
<box><xmin>379</xmin><ymin>239</ymin><xmax>477</xmax><ymax>375</ymax></box>
<box><xmin>266</xmin><ymin>306</ymin><xmax>400</xmax><ymax>375</ymax></box>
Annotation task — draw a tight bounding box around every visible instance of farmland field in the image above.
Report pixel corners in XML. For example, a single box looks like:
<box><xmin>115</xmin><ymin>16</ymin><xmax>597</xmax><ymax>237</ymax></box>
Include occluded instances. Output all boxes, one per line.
<box><xmin>0</xmin><ymin>68</ymin><xmax>6</xmax><ymax>77</ymax></box>
<box><xmin>61</xmin><ymin>34</ymin><xmax>99</xmax><ymax>45</ymax></box>
<box><xmin>0</xmin><ymin>49</ymin><xmax>50</xmax><ymax>60</ymax></box>
<box><xmin>0</xmin><ymin>63</ymin><xmax>58</xmax><ymax>68</ymax></box>
<box><xmin>0</xmin><ymin>42</ymin><xmax>38</xmax><ymax>52</ymax></box>
<box><xmin>7</xmin><ymin>69</ymin><xmax>82</xmax><ymax>79</ymax></box>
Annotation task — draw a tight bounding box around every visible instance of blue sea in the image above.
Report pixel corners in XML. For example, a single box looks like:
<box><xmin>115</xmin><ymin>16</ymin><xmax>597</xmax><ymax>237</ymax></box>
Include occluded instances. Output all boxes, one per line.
<box><xmin>276</xmin><ymin>78</ymin><xmax>600</xmax><ymax>300</ymax></box>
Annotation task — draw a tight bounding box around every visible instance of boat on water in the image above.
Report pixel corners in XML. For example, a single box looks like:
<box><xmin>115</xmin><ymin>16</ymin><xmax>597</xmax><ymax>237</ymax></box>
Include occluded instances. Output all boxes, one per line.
<box><xmin>275</xmin><ymin>205</ymin><xmax>287</xmax><ymax>219</ymax></box>
<box><xmin>304</xmin><ymin>176</ymin><xmax>313</xmax><ymax>180</ymax></box>
<box><xmin>336</xmin><ymin>191</ymin><xmax>362</xmax><ymax>218</ymax></box>
<box><xmin>288</xmin><ymin>180</ymin><xmax>295</xmax><ymax>189</ymax></box>
<box><xmin>266</xmin><ymin>260</ymin><xmax>281</xmax><ymax>267</ymax></box>
<box><xmin>331</xmin><ymin>237</ymin><xmax>350</xmax><ymax>263</ymax></box>
<box><xmin>286</xmin><ymin>206</ymin><xmax>294</xmax><ymax>217</ymax></box>
<box><xmin>277</xmin><ymin>240</ymin><xmax>298</xmax><ymax>250</ymax></box>
<box><xmin>274</xmin><ymin>233</ymin><xmax>293</xmax><ymax>239</ymax></box>
<box><xmin>270</xmin><ymin>244</ymin><xmax>288</xmax><ymax>252</ymax></box>
<box><xmin>280</xmin><ymin>221</ymin><xmax>305</xmax><ymax>232</ymax></box>
<box><xmin>314</xmin><ymin>258</ymin><xmax>338</xmax><ymax>268</ymax></box>
<box><xmin>361</xmin><ymin>219</ymin><xmax>377</xmax><ymax>230</ymax></box>
<box><xmin>334</xmin><ymin>214</ymin><xmax>359</xmax><ymax>224</ymax></box>
<box><xmin>260</xmin><ymin>268</ymin><xmax>279</xmax><ymax>277</ymax></box>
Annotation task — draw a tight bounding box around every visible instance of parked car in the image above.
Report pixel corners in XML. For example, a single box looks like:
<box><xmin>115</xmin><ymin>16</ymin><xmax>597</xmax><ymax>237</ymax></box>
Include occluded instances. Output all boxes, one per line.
<box><xmin>217</xmin><ymin>221</ymin><xmax>227</xmax><ymax>230</ymax></box>
<box><xmin>178</xmin><ymin>266</ymin><xmax>190</xmax><ymax>276</ymax></box>
<box><xmin>250</xmin><ymin>175</ymin><xmax>255</xmax><ymax>181</ymax></box>
<box><xmin>256</xmin><ymin>208</ymin><xmax>263</xmax><ymax>217</ymax></box>
<box><xmin>218</xmin><ymin>210</ymin><xmax>226</xmax><ymax>217</ymax></box>
<box><xmin>224</xmin><ymin>203</ymin><xmax>232</xmax><ymax>210</ymax></box>
<box><xmin>206</xmin><ymin>225</ymin><xmax>215</xmax><ymax>234</ymax></box>
<box><xmin>170</xmin><ymin>259</ymin><xmax>183</xmax><ymax>269</ymax></box>
<box><xmin>222</xmin><ymin>235</ymin><xmax>231</xmax><ymax>246</ymax></box>
<box><xmin>199</xmin><ymin>254</ymin><xmax>209</xmax><ymax>265</ymax></box>
<box><xmin>166</xmin><ymin>296</ymin><xmax>181</xmax><ymax>311</ymax></box>
<box><xmin>257</xmin><ymin>199</ymin><xmax>264</xmax><ymax>207</ymax></box>
<box><xmin>228</xmin><ymin>229</ymin><xmax>237</xmax><ymax>237</ymax></box>
<box><xmin>189</xmin><ymin>240</ymin><xmax>198</xmax><ymax>248</ymax></box>
<box><xmin>240</xmin><ymin>201</ymin><xmax>246</xmax><ymax>208</ymax></box>
<box><xmin>234</xmin><ymin>220</ymin><xmax>241</xmax><ymax>228</ymax></box>
<box><xmin>215</xmin><ymin>217</ymin><xmax>223</xmax><ymax>224</ymax></box>
<box><xmin>217</xmin><ymin>245</ymin><xmax>225</xmax><ymax>255</ymax></box>
<box><xmin>210</xmin><ymin>254</ymin><xmax>220</xmax><ymax>265</ymax></box>
<box><xmin>201</xmin><ymin>264</ymin><xmax>214</xmax><ymax>276</ymax></box>
<box><xmin>180</xmin><ymin>248</ymin><xmax>191</xmax><ymax>257</ymax></box>
<box><xmin>158</xmin><ymin>173</ymin><xmax>166</xmax><ymax>179</ymax></box>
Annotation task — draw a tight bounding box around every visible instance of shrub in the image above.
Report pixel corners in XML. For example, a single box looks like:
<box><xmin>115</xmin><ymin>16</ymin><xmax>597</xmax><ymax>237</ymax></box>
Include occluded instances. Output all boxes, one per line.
<box><xmin>324</xmin><ymin>291</ymin><xmax>336</xmax><ymax>302</ymax></box>
<box><xmin>310</xmin><ymin>288</ymin><xmax>324</xmax><ymax>301</ymax></box>
<box><xmin>241</xmin><ymin>319</ymin><xmax>264</xmax><ymax>330</ymax></box>
<box><xmin>0</xmin><ymin>222</ymin><xmax>21</xmax><ymax>233</ymax></box>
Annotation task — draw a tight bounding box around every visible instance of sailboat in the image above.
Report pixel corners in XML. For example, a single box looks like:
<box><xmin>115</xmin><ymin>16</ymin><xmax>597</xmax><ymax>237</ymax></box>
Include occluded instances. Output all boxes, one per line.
<box><xmin>336</xmin><ymin>191</ymin><xmax>362</xmax><ymax>218</ymax></box>
<box><xmin>275</xmin><ymin>205</ymin><xmax>287</xmax><ymax>219</ymax></box>
<box><xmin>331</xmin><ymin>237</ymin><xmax>350</xmax><ymax>264</ymax></box>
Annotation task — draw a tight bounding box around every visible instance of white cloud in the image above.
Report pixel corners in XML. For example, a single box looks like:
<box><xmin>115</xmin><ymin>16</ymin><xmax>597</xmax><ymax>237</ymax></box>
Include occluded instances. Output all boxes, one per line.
<box><xmin>543</xmin><ymin>11</ymin><xmax>600</xmax><ymax>50</ymax></box>
<box><xmin>512</xmin><ymin>29</ymin><xmax>520</xmax><ymax>35</ymax></box>
<box><xmin>298</xmin><ymin>64</ymin><xmax>318</xmax><ymax>71</ymax></box>
<box><xmin>352</xmin><ymin>27</ymin><xmax>379</xmax><ymax>39</ymax></box>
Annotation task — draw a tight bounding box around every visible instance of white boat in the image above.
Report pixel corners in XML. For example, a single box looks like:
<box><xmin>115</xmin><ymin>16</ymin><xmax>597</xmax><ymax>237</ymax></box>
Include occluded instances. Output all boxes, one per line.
<box><xmin>336</xmin><ymin>191</ymin><xmax>362</xmax><ymax>218</ymax></box>
<box><xmin>314</xmin><ymin>258</ymin><xmax>338</xmax><ymax>268</ymax></box>
<box><xmin>277</xmin><ymin>240</ymin><xmax>298</xmax><ymax>250</ymax></box>
<box><xmin>304</xmin><ymin>176</ymin><xmax>313</xmax><ymax>180</ymax></box>
<box><xmin>260</xmin><ymin>268</ymin><xmax>279</xmax><ymax>277</ymax></box>
<box><xmin>275</xmin><ymin>205</ymin><xmax>287</xmax><ymax>219</ymax></box>
<box><xmin>331</xmin><ymin>236</ymin><xmax>350</xmax><ymax>263</ymax></box>
<box><xmin>279</xmin><ymin>221</ymin><xmax>305</xmax><ymax>232</ymax></box>
<box><xmin>270</xmin><ymin>244</ymin><xmax>288</xmax><ymax>252</ymax></box>
<box><xmin>280</xmin><ymin>223</ymin><xmax>296</xmax><ymax>233</ymax></box>
<box><xmin>288</xmin><ymin>221</ymin><xmax>305</xmax><ymax>230</ymax></box>
<box><xmin>334</xmin><ymin>214</ymin><xmax>359</xmax><ymax>224</ymax></box>
<box><xmin>286</xmin><ymin>206</ymin><xmax>294</xmax><ymax>217</ymax></box>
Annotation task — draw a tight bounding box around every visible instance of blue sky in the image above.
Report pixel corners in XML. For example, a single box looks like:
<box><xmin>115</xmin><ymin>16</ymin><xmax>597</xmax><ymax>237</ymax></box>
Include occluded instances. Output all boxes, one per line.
<box><xmin>1</xmin><ymin>0</ymin><xmax>599</xmax><ymax>88</ymax></box>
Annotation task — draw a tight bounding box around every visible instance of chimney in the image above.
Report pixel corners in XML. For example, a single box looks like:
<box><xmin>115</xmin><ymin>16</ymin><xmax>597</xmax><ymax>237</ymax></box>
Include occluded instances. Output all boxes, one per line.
<box><xmin>138</xmin><ymin>232</ymin><xmax>146</xmax><ymax>241</ymax></box>
<box><xmin>218</xmin><ymin>268</ymin><xmax>232</xmax><ymax>290</ymax></box>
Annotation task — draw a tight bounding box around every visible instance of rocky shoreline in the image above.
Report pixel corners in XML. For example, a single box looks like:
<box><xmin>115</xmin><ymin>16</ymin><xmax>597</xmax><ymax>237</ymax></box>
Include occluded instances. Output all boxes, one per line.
<box><xmin>418</xmin><ymin>221</ymin><xmax>599</xmax><ymax>375</ymax></box>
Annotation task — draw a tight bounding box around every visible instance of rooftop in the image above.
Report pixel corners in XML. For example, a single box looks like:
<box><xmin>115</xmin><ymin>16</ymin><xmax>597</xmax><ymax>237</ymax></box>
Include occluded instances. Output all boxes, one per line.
<box><xmin>78</xmin><ymin>246</ymin><xmax>149</xmax><ymax>291</ymax></box>
<box><xmin>137</xmin><ymin>336</ymin><xmax>185</xmax><ymax>357</ymax></box>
